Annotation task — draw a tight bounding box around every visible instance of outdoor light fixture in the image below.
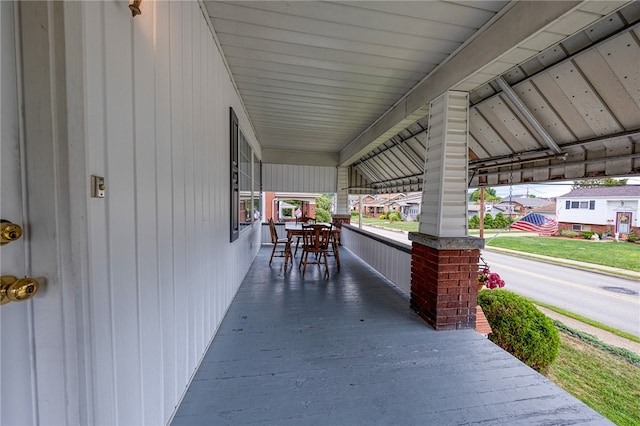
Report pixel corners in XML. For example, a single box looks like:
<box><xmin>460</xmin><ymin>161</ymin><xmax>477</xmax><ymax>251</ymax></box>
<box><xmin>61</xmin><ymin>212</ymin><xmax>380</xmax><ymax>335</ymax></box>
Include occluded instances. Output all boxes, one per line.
<box><xmin>129</xmin><ymin>0</ymin><xmax>142</xmax><ymax>17</ymax></box>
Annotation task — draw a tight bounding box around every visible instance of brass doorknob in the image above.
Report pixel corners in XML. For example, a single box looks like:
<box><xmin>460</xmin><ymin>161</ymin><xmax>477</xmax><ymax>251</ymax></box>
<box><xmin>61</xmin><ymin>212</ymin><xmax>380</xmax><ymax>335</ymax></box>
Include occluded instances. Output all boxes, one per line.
<box><xmin>1</xmin><ymin>220</ymin><xmax>23</xmax><ymax>245</ymax></box>
<box><xmin>1</xmin><ymin>276</ymin><xmax>39</xmax><ymax>305</ymax></box>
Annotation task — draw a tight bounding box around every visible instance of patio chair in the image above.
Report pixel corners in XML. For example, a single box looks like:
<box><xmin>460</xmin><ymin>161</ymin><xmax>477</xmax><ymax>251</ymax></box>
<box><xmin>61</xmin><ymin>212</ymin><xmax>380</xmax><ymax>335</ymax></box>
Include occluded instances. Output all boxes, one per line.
<box><xmin>293</xmin><ymin>214</ymin><xmax>316</xmax><ymax>256</ymax></box>
<box><xmin>299</xmin><ymin>223</ymin><xmax>332</xmax><ymax>278</ymax></box>
<box><xmin>268</xmin><ymin>218</ymin><xmax>291</xmax><ymax>267</ymax></box>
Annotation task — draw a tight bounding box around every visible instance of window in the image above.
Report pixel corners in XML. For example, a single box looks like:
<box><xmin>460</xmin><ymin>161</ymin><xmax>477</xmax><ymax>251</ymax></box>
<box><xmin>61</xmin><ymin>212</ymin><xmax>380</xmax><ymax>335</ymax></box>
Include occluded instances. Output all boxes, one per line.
<box><xmin>230</xmin><ymin>107</ymin><xmax>261</xmax><ymax>242</ymax></box>
<box><xmin>566</xmin><ymin>200</ymin><xmax>595</xmax><ymax>210</ymax></box>
<box><xmin>572</xmin><ymin>224</ymin><xmax>582</xmax><ymax>231</ymax></box>
<box><xmin>230</xmin><ymin>108</ymin><xmax>239</xmax><ymax>242</ymax></box>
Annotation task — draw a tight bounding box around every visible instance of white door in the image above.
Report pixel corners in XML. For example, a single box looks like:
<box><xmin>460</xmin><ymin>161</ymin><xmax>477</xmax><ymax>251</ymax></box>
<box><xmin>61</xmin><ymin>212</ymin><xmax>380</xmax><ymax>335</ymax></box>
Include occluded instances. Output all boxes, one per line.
<box><xmin>616</xmin><ymin>212</ymin><xmax>632</xmax><ymax>235</ymax></box>
<box><xmin>1</xmin><ymin>2</ymin><xmax>37</xmax><ymax>424</ymax></box>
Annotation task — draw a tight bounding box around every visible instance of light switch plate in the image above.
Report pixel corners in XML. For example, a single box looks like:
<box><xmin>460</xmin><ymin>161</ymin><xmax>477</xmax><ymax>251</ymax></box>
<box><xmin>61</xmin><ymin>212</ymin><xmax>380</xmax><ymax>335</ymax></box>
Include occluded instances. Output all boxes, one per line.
<box><xmin>91</xmin><ymin>175</ymin><xmax>105</xmax><ymax>198</ymax></box>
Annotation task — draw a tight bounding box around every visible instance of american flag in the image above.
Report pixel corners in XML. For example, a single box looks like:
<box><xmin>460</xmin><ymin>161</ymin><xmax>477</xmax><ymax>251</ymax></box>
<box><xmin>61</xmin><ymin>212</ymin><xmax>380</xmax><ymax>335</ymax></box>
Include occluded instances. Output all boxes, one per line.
<box><xmin>509</xmin><ymin>213</ymin><xmax>558</xmax><ymax>235</ymax></box>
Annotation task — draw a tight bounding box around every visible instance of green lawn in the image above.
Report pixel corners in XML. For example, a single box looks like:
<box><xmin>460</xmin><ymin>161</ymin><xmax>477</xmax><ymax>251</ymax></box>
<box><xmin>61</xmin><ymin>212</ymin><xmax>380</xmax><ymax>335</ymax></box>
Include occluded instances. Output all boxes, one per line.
<box><xmin>354</xmin><ymin>216</ymin><xmax>419</xmax><ymax>232</ymax></box>
<box><xmin>546</xmin><ymin>332</ymin><xmax>640</xmax><ymax>426</ymax></box>
<box><xmin>486</xmin><ymin>236</ymin><xmax>640</xmax><ymax>272</ymax></box>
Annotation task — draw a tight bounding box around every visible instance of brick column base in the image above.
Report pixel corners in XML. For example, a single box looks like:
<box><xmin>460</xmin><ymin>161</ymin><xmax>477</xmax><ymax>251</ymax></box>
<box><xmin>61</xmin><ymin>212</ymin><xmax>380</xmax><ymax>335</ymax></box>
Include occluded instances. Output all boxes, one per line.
<box><xmin>408</xmin><ymin>233</ymin><xmax>484</xmax><ymax>331</ymax></box>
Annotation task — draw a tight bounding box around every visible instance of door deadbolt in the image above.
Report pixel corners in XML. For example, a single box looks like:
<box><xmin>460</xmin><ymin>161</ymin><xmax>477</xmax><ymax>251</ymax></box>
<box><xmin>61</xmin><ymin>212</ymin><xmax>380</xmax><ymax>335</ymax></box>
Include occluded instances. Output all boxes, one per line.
<box><xmin>0</xmin><ymin>220</ymin><xmax>23</xmax><ymax>246</ymax></box>
<box><xmin>1</xmin><ymin>276</ymin><xmax>39</xmax><ymax>305</ymax></box>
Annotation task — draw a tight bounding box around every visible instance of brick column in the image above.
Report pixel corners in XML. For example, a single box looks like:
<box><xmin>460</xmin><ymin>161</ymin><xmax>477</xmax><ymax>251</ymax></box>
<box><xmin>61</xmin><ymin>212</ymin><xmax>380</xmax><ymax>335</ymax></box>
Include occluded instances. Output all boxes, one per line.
<box><xmin>409</xmin><ymin>233</ymin><xmax>484</xmax><ymax>330</ymax></box>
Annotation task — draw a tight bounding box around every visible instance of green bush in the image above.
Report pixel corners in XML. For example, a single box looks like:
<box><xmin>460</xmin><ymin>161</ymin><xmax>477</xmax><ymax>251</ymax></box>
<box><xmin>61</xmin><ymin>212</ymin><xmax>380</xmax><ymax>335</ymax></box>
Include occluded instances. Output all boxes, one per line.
<box><xmin>468</xmin><ymin>215</ymin><xmax>480</xmax><ymax>229</ymax></box>
<box><xmin>388</xmin><ymin>211</ymin><xmax>401</xmax><ymax>221</ymax></box>
<box><xmin>581</xmin><ymin>231</ymin><xmax>594</xmax><ymax>240</ymax></box>
<box><xmin>478</xmin><ymin>289</ymin><xmax>560</xmax><ymax>372</ymax></box>
<box><xmin>628</xmin><ymin>229</ymin><xmax>639</xmax><ymax>243</ymax></box>
<box><xmin>559</xmin><ymin>229</ymin><xmax>578</xmax><ymax>238</ymax></box>
<box><xmin>493</xmin><ymin>212</ymin><xmax>510</xmax><ymax>229</ymax></box>
<box><xmin>483</xmin><ymin>213</ymin><xmax>495</xmax><ymax>229</ymax></box>
<box><xmin>378</xmin><ymin>213</ymin><xmax>387</xmax><ymax>220</ymax></box>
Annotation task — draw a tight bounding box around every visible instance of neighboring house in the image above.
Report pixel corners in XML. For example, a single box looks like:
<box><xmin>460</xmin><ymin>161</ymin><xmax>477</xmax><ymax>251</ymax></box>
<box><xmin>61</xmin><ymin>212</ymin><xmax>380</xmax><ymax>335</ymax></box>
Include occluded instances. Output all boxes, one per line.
<box><xmin>264</xmin><ymin>192</ymin><xmax>321</xmax><ymax>222</ymax></box>
<box><xmin>557</xmin><ymin>186</ymin><xmax>640</xmax><ymax>236</ymax></box>
<box><xmin>352</xmin><ymin>194</ymin><xmax>404</xmax><ymax>217</ymax></box>
<box><xmin>389</xmin><ymin>192</ymin><xmax>423</xmax><ymax>220</ymax></box>
<box><xmin>493</xmin><ymin>196</ymin><xmax>555</xmax><ymax>218</ymax></box>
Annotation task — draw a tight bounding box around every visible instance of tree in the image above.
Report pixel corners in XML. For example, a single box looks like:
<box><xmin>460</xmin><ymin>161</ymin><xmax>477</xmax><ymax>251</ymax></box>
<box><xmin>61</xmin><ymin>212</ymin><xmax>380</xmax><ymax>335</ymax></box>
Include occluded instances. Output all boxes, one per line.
<box><xmin>469</xmin><ymin>187</ymin><xmax>501</xmax><ymax>202</ymax></box>
<box><xmin>483</xmin><ymin>213</ymin><xmax>495</xmax><ymax>229</ymax></box>
<box><xmin>315</xmin><ymin>193</ymin><xmax>333</xmax><ymax>223</ymax></box>
<box><xmin>493</xmin><ymin>212</ymin><xmax>511</xmax><ymax>229</ymax></box>
<box><xmin>468</xmin><ymin>215</ymin><xmax>480</xmax><ymax>229</ymax></box>
<box><xmin>572</xmin><ymin>178</ymin><xmax>628</xmax><ymax>189</ymax></box>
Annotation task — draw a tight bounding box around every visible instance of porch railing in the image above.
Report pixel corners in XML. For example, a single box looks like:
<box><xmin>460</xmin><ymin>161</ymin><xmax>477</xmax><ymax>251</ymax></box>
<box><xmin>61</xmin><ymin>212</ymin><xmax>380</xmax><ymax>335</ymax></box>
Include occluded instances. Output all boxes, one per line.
<box><xmin>261</xmin><ymin>222</ymin><xmax>412</xmax><ymax>296</ymax></box>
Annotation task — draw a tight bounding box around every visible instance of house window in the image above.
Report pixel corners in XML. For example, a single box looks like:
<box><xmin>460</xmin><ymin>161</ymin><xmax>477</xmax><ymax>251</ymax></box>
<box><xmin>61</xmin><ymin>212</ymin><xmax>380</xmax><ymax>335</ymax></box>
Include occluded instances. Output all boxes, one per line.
<box><xmin>230</xmin><ymin>107</ymin><xmax>260</xmax><ymax>242</ymax></box>
<box><xmin>572</xmin><ymin>224</ymin><xmax>582</xmax><ymax>231</ymax></box>
<box><xmin>566</xmin><ymin>200</ymin><xmax>595</xmax><ymax>210</ymax></box>
<box><xmin>230</xmin><ymin>108</ymin><xmax>239</xmax><ymax>242</ymax></box>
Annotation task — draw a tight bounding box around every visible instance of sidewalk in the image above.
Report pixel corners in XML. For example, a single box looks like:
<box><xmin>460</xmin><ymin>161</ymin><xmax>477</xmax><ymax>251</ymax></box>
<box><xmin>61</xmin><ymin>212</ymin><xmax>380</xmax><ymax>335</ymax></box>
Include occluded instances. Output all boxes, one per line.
<box><xmin>536</xmin><ymin>306</ymin><xmax>640</xmax><ymax>357</ymax></box>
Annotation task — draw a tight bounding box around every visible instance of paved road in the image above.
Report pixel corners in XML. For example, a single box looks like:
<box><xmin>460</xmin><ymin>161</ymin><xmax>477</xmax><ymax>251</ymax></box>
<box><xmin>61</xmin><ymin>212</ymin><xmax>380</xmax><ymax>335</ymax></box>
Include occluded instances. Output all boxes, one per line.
<box><xmin>480</xmin><ymin>250</ymin><xmax>640</xmax><ymax>337</ymax></box>
<box><xmin>354</xmin><ymin>224</ymin><xmax>640</xmax><ymax>338</ymax></box>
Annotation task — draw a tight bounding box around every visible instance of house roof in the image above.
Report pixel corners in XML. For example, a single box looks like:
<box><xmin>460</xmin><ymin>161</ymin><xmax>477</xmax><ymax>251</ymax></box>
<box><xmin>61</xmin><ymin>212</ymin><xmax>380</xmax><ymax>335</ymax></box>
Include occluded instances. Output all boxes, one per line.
<box><xmin>558</xmin><ymin>186</ymin><xmax>640</xmax><ymax>198</ymax></box>
<box><xmin>500</xmin><ymin>197</ymin><xmax>555</xmax><ymax>208</ymax></box>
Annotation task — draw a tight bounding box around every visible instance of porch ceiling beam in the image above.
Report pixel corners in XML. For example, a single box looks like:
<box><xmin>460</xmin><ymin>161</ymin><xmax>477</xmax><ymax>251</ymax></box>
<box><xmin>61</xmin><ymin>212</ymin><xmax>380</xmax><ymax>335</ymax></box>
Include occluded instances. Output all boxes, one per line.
<box><xmin>470</xmin><ymin>128</ymin><xmax>640</xmax><ymax>170</ymax></box>
<box><xmin>495</xmin><ymin>76</ymin><xmax>563</xmax><ymax>154</ymax></box>
<box><xmin>338</xmin><ymin>1</ymin><xmax>584</xmax><ymax>167</ymax></box>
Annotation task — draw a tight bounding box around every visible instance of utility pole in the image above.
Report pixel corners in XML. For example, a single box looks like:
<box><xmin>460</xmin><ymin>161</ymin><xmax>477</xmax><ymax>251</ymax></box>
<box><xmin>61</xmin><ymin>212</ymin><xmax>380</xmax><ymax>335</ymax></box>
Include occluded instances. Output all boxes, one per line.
<box><xmin>479</xmin><ymin>187</ymin><xmax>485</xmax><ymax>239</ymax></box>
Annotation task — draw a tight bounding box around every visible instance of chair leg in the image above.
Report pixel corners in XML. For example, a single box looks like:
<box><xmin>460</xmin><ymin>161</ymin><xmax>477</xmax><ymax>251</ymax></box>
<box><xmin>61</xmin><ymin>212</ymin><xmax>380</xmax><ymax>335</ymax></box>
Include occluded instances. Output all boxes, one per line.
<box><xmin>269</xmin><ymin>243</ymin><xmax>277</xmax><ymax>265</ymax></box>
<box><xmin>322</xmin><ymin>252</ymin><xmax>329</xmax><ymax>278</ymax></box>
<box><xmin>333</xmin><ymin>242</ymin><xmax>340</xmax><ymax>271</ymax></box>
<box><xmin>302</xmin><ymin>251</ymin><xmax>309</xmax><ymax>276</ymax></box>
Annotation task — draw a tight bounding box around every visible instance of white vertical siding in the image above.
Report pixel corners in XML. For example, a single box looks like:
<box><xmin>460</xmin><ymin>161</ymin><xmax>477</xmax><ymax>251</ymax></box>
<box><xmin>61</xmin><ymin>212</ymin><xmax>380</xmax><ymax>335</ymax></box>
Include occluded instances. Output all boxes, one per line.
<box><xmin>79</xmin><ymin>1</ymin><xmax>260</xmax><ymax>423</ymax></box>
<box><xmin>420</xmin><ymin>91</ymin><xmax>469</xmax><ymax>237</ymax></box>
<box><xmin>263</xmin><ymin>163</ymin><xmax>337</xmax><ymax>192</ymax></box>
<box><xmin>340</xmin><ymin>227</ymin><xmax>412</xmax><ymax>295</ymax></box>
<box><xmin>336</xmin><ymin>167</ymin><xmax>349</xmax><ymax>214</ymax></box>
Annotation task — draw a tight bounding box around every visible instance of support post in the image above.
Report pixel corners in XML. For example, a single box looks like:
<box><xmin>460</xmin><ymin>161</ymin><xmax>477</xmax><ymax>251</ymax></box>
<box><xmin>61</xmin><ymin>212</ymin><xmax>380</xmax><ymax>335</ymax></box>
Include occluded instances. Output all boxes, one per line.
<box><xmin>410</xmin><ymin>91</ymin><xmax>484</xmax><ymax>330</ymax></box>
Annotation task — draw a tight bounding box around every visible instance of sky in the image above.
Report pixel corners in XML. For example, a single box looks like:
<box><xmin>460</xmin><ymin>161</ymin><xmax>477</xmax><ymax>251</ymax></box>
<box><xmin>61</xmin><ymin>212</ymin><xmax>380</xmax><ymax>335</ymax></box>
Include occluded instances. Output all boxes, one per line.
<box><xmin>489</xmin><ymin>177</ymin><xmax>640</xmax><ymax>199</ymax></box>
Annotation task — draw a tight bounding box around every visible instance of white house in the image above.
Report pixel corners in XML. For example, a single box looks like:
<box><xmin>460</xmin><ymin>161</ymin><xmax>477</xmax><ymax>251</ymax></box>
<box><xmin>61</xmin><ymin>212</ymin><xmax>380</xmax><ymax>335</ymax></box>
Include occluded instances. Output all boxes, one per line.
<box><xmin>557</xmin><ymin>186</ymin><xmax>640</xmax><ymax>237</ymax></box>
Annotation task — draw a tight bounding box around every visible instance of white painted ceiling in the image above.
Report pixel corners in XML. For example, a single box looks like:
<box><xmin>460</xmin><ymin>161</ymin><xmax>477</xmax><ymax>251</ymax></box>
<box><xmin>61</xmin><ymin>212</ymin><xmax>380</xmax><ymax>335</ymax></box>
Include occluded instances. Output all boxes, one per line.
<box><xmin>204</xmin><ymin>1</ymin><xmax>639</xmax><ymax>193</ymax></box>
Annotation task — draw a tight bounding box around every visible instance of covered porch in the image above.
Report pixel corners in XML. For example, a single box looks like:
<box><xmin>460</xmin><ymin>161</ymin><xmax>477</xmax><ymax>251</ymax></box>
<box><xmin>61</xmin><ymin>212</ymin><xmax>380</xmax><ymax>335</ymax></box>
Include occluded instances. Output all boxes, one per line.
<box><xmin>172</xmin><ymin>244</ymin><xmax>607</xmax><ymax>425</ymax></box>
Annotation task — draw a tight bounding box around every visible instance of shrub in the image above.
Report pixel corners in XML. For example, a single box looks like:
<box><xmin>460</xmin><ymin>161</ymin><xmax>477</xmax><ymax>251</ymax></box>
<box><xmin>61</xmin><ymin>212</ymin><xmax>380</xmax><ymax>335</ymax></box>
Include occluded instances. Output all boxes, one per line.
<box><xmin>628</xmin><ymin>229</ymin><xmax>639</xmax><ymax>243</ymax></box>
<box><xmin>559</xmin><ymin>229</ymin><xmax>578</xmax><ymax>238</ymax></box>
<box><xmin>493</xmin><ymin>212</ymin><xmax>510</xmax><ymax>229</ymax></box>
<box><xmin>378</xmin><ymin>213</ymin><xmax>387</xmax><ymax>220</ymax></box>
<box><xmin>468</xmin><ymin>215</ymin><xmax>480</xmax><ymax>229</ymax></box>
<box><xmin>388</xmin><ymin>211</ymin><xmax>401</xmax><ymax>221</ymax></box>
<box><xmin>478</xmin><ymin>289</ymin><xmax>560</xmax><ymax>372</ymax></box>
<box><xmin>581</xmin><ymin>231</ymin><xmax>594</xmax><ymax>240</ymax></box>
<box><xmin>483</xmin><ymin>213</ymin><xmax>495</xmax><ymax>229</ymax></box>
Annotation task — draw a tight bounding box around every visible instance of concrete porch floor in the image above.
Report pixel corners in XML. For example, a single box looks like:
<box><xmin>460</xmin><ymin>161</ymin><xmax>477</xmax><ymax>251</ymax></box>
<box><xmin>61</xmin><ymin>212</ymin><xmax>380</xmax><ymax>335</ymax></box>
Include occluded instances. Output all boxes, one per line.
<box><xmin>171</xmin><ymin>247</ymin><xmax>610</xmax><ymax>425</ymax></box>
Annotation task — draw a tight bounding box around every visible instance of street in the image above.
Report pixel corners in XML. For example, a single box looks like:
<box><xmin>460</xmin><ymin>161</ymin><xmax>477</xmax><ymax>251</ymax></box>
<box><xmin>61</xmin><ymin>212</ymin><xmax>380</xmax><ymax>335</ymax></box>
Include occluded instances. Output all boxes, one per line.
<box><xmin>481</xmin><ymin>250</ymin><xmax>640</xmax><ymax>337</ymax></box>
<box><xmin>354</xmin><ymin>224</ymin><xmax>640</xmax><ymax>337</ymax></box>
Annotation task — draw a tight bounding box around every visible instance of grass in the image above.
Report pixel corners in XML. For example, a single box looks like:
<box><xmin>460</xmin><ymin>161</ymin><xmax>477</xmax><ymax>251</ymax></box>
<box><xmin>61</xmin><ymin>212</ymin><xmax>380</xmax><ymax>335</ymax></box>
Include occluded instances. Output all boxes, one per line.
<box><xmin>486</xmin><ymin>236</ymin><xmax>640</xmax><ymax>272</ymax></box>
<box><xmin>532</xmin><ymin>300</ymin><xmax>640</xmax><ymax>344</ymax></box>
<box><xmin>354</xmin><ymin>216</ymin><xmax>419</xmax><ymax>232</ymax></box>
<box><xmin>546</xmin><ymin>331</ymin><xmax>640</xmax><ymax>425</ymax></box>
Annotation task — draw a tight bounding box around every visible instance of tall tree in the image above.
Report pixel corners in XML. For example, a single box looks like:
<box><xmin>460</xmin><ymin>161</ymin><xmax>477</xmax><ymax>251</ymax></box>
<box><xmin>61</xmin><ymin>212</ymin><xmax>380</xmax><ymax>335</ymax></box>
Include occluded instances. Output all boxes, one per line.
<box><xmin>469</xmin><ymin>187</ymin><xmax>501</xmax><ymax>202</ymax></box>
<box><xmin>572</xmin><ymin>178</ymin><xmax>628</xmax><ymax>189</ymax></box>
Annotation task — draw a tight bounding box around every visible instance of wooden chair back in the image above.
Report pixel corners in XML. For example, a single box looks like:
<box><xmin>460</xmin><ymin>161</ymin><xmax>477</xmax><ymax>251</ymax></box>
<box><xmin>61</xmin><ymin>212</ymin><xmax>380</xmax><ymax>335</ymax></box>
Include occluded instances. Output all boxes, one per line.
<box><xmin>268</xmin><ymin>218</ymin><xmax>279</xmax><ymax>243</ymax></box>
